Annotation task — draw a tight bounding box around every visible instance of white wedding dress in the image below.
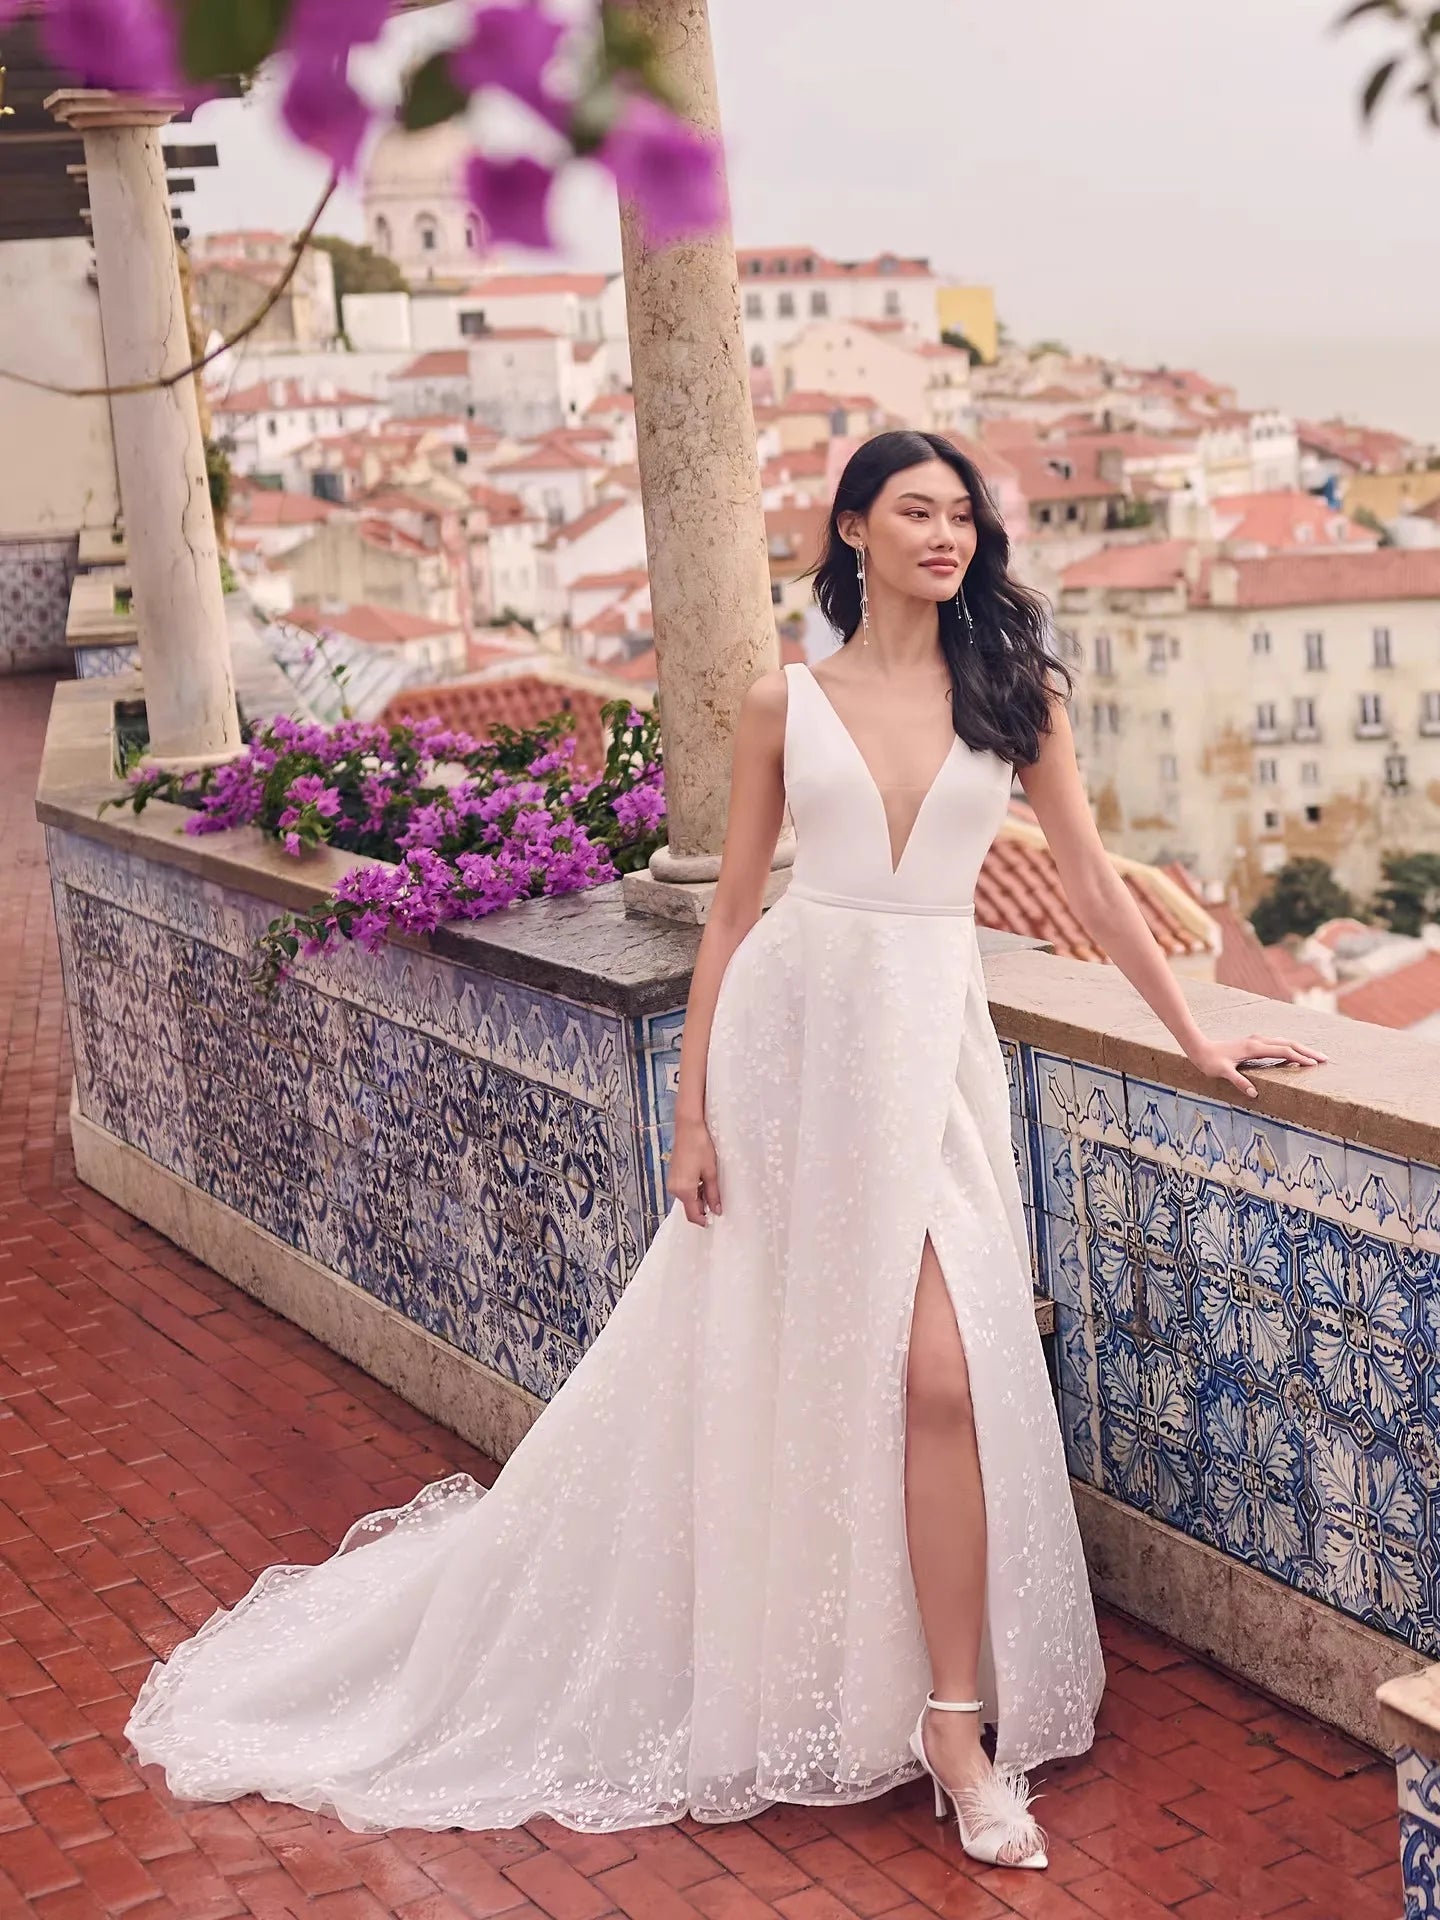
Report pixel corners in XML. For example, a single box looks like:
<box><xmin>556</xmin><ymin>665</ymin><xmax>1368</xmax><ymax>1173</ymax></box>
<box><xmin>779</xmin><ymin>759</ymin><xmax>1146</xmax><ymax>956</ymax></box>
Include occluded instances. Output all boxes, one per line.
<box><xmin>126</xmin><ymin>662</ymin><xmax>1103</xmax><ymax>1833</ymax></box>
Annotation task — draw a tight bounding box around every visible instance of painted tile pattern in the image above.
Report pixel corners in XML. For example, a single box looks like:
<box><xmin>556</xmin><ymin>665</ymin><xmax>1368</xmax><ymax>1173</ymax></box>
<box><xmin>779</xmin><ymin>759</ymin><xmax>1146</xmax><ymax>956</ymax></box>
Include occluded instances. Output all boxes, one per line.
<box><xmin>1397</xmin><ymin>1746</ymin><xmax>1440</xmax><ymax>1918</ymax></box>
<box><xmin>75</xmin><ymin>642</ymin><xmax>141</xmax><ymax>680</ymax></box>
<box><xmin>48</xmin><ymin>827</ymin><xmax>654</xmax><ymax>1405</ymax></box>
<box><xmin>0</xmin><ymin>536</ymin><xmax>76</xmax><ymax>675</ymax></box>
<box><xmin>47</xmin><ymin>828</ymin><xmax>1440</xmax><ymax>1665</ymax></box>
<box><xmin>1025</xmin><ymin>1046</ymin><xmax>1440</xmax><ymax>1661</ymax></box>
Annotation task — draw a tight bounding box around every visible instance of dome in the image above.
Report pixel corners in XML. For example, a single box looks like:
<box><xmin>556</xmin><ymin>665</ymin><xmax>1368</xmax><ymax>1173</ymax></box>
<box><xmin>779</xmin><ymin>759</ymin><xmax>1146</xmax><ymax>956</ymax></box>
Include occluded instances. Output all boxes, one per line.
<box><xmin>364</xmin><ymin>120</ymin><xmax>473</xmax><ymax>199</ymax></box>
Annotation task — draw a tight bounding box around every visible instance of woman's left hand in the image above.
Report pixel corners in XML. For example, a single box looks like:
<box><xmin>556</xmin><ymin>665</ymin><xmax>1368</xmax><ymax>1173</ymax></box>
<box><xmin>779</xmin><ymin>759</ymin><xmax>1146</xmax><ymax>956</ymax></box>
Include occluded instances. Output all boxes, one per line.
<box><xmin>1186</xmin><ymin>1034</ymin><xmax>1329</xmax><ymax>1101</ymax></box>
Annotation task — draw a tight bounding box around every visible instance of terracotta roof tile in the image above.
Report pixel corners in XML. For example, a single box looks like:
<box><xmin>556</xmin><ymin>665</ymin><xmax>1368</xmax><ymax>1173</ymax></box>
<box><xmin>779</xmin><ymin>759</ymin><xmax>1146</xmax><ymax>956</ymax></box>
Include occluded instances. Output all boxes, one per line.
<box><xmin>975</xmin><ymin>818</ymin><xmax>1212</xmax><ymax>962</ymax></box>
<box><xmin>1337</xmin><ymin>952</ymin><xmax>1440</xmax><ymax>1028</ymax></box>
<box><xmin>393</xmin><ymin>350</ymin><xmax>469</xmax><ymax>379</ymax></box>
<box><xmin>381</xmin><ymin>673</ymin><xmax>615</xmax><ymax>768</ymax></box>
<box><xmin>1201</xmin><ymin>549</ymin><xmax>1440</xmax><ymax>609</ymax></box>
<box><xmin>1210</xmin><ymin>491</ymin><xmax>1375</xmax><ymax>553</ymax></box>
<box><xmin>289</xmin><ymin>603</ymin><xmax>457</xmax><ymax>645</ymax></box>
<box><xmin>459</xmin><ymin>272</ymin><xmax>611</xmax><ymax>296</ymax></box>
<box><xmin>1061</xmin><ymin>541</ymin><xmax>1195</xmax><ymax>591</ymax></box>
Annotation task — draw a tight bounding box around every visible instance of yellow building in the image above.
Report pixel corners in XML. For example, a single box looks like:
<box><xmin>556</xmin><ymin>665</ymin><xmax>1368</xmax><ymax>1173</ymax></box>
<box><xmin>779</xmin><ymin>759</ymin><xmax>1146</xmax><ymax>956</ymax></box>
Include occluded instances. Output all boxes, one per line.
<box><xmin>935</xmin><ymin>284</ymin><xmax>998</xmax><ymax>364</ymax></box>
<box><xmin>1343</xmin><ymin>470</ymin><xmax>1440</xmax><ymax>525</ymax></box>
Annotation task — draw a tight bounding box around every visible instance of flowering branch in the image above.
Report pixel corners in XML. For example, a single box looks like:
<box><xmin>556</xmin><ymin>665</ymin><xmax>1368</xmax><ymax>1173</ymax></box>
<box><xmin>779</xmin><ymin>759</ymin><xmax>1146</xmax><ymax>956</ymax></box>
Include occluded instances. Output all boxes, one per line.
<box><xmin>104</xmin><ymin>702</ymin><xmax>667</xmax><ymax>993</ymax></box>
<box><xmin>7</xmin><ymin>0</ymin><xmax>723</xmax><ymax>258</ymax></box>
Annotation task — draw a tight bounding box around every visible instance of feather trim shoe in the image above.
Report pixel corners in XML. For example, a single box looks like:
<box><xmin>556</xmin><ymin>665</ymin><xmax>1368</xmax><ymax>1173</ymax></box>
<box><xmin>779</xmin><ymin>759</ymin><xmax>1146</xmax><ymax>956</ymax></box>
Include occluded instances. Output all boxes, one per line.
<box><xmin>908</xmin><ymin>1693</ymin><xmax>1047</xmax><ymax>1870</ymax></box>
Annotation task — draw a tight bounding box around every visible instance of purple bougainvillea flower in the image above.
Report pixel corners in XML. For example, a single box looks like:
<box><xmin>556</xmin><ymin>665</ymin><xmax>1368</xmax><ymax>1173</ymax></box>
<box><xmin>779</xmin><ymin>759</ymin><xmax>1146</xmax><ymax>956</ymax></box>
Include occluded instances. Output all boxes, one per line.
<box><xmin>463</xmin><ymin>153</ymin><xmax>555</xmax><ymax>250</ymax></box>
<box><xmin>601</xmin><ymin>93</ymin><xmax>724</xmax><ymax>246</ymax></box>
<box><xmin>452</xmin><ymin>3</ymin><xmax>566</xmax><ymax>114</ymax></box>
<box><xmin>282</xmin><ymin>60</ymin><xmax>371</xmax><ymax>175</ymax></box>
<box><xmin>42</xmin><ymin>0</ymin><xmax>181</xmax><ymax>92</ymax></box>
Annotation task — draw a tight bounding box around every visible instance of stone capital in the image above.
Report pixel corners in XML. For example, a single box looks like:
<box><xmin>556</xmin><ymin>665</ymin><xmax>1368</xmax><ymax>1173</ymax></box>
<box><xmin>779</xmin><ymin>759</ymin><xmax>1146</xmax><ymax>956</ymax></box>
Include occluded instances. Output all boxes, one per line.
<box><xmin>45</xmin><ymin>89</ymin><xmax>183</xmax><ymax>133</ymax></box>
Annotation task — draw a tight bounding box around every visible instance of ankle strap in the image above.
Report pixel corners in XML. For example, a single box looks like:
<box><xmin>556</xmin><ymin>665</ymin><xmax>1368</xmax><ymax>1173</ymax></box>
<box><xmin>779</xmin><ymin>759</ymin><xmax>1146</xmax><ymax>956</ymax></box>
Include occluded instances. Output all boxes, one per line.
<box><xmin>926</xmin><ymin>1693</ymin><xmax>983</xmax><ymax>1712</ymax></box>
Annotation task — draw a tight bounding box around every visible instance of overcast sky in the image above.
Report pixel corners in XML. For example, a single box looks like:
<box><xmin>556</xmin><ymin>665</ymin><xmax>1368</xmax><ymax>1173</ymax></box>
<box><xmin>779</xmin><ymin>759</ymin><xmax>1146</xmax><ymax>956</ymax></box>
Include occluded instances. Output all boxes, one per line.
<box><xmin>186</xmin><ymin>0</ymin><xmax>1439</xmax><ymax>438</ymax></box>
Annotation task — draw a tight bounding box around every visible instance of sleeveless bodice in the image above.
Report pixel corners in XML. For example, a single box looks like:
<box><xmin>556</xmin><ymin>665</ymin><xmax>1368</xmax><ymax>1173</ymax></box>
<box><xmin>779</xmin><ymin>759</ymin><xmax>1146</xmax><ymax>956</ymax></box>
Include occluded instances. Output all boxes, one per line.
<box><xmin>782</xmin><ymin>661</ymin><xmax>1013</xmax><ymax>915</ymax></box>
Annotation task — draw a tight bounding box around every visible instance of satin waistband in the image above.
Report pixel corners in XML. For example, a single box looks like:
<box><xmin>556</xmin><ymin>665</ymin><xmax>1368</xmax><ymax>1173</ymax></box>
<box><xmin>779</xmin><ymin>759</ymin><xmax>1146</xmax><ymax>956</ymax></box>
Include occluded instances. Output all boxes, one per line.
<box><xmin>787</xmin><ymin>882</ymin><xmax>977</xmax><ymax>919</ymax></box>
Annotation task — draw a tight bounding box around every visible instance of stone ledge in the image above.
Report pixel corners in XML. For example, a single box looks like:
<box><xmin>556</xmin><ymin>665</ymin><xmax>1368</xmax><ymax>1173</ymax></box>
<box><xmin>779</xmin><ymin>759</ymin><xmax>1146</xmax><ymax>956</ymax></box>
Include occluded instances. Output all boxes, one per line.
<box><xmin>1378</xmin><ymin>1664</ymin><xmax>1440</xmax><ymax>1757</ymax></box>
<box><xmin>988</xmin><ymin>943</ymin><xmax>1440</xmax><ymax>1167</ymax></box>
<box><xmin>1076</xmin><ymin>1481</ymin><xmax>1427</xmax><ymax>1753</ymax></box>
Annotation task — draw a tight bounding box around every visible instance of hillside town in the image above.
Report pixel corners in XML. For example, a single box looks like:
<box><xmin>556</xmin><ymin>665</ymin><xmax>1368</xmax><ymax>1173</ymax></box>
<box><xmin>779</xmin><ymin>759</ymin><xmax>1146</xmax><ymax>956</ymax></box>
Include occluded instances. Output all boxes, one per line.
<box><xmin>152</xmin><ymin>123</ymin><xmax>1440</xmax><ymax>1033</ymax></box>
<box><xmin>9</xmin><ymin>7</ymin><xmax>1440</xmax><ymax>1915</ymax></box>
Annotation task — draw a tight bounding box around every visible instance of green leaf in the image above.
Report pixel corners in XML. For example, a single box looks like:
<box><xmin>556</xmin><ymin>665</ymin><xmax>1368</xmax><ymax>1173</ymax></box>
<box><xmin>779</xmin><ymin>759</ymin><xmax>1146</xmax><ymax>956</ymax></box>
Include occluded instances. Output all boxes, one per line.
<box><xmin>401</xmin><ymin>51</ymin><xmax>469</xmax><ymax>133</ymax></box>
<box><xmin>1361</xmin><ymin>55</ymin><xmax>1400</xmax><ymax>118</ymax></box>
<box><xmin>176</xmin><ymin>0</ymin><xmax>293</xmax><ymax>82</ymax></box>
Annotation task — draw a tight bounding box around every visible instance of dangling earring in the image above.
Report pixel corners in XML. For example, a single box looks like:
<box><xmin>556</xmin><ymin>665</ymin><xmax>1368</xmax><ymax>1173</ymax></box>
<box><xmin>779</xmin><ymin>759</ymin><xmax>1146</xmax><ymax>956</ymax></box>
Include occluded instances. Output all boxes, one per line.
<box><xmin>856</xmin><ymin>546</ymin><xmax>870</xmax><ymax>646</ymax></box>
<box><xmin>957</xmin><ymin>584</ymin><xmax>975</xmax><ymax>638</ymax></box>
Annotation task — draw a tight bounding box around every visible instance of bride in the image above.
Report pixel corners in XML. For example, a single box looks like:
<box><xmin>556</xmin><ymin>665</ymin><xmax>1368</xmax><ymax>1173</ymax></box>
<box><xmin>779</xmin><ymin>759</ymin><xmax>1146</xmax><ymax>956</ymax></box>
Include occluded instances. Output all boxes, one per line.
<box><xmin>126</xmin><ymin>430</ymin><xmax>1324</xmax><ymax>1870</ymax></box>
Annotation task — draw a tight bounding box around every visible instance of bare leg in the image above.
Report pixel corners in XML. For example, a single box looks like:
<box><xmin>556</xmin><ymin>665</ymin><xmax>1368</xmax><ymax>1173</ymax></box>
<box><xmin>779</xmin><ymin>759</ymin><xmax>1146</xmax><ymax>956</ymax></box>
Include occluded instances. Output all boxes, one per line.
<box><xmin>905</xmin><ymin>1236</ymin><xmax>1034</xmax><ymax>1864</ymax></box>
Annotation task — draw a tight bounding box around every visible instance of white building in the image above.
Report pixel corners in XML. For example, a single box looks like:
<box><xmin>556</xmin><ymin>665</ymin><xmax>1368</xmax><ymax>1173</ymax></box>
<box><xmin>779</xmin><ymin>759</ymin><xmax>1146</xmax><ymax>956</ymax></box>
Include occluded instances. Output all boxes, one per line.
<box><xmin>1058</xmin><ymin>545</ymin><xmax>1440</xmax><ymax>904</ymax></box>
<box><xmin>489</xmin><ymin>439</ymin><xmax>607</xmax><ymax>530</ymax></box>
<box><xmin>776</xmin><ymin>320</ymin><xmax>971</xmax><ymax>434</ymax></box>
<box><xmin>362</xmin><ymin>122</ymin><xmax>487</xmax><ymax>284</ymax></box>
<box><xmin>736</xmin><ymin>246</ymin><xmax>939</xmax><ymax>370</ymax></box>
<box><xmin>211</xmin><ymin>377</ymin><xmax>384</xmax><ymax>481</ymax></box>
<box><xmin>467</xmin><ymin>482</ymin><xmax>545</xmax><ymax>625</ymax></box>
<box><xmin>536</xmin><ymin>496</ymin><xmax>648</xmax><ymax>627</ymax></box>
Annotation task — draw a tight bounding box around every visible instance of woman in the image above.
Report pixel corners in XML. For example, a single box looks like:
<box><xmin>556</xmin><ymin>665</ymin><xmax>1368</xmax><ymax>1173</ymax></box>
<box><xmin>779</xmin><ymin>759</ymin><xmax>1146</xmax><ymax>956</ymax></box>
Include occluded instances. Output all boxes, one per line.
<box><xmin>126</xmin><ymin>431</ymin><xmax>1324</xmax><ymax>1869</ymax></box>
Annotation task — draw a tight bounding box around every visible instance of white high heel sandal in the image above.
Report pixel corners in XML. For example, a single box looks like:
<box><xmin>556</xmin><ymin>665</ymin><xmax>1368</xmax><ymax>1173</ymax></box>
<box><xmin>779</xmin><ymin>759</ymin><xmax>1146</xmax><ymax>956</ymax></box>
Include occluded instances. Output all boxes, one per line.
<box><xmin>908</xmin><ymin>1693</ymin><xmax>1047</xmax><ymax>1871</ymax></box>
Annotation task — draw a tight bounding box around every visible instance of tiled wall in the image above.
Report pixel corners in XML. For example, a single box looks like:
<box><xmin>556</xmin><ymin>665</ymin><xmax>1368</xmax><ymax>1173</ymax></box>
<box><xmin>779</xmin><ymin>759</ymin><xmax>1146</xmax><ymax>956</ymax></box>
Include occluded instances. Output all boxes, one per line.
<box><xmin>48</xmin><ymin>823</ymin><xmax>1440</xmax><ymax>1668</ymax></box>
<box><xmin>1397</xmin><ymin>1746</ymin><xmax>1440</xmax><ymax>1915</ymax></box>
<box><xmin>0</xmin><ymin>537</ymin><xmax>76</xmax><ymax>675</ymax></box>
<box><xmin>49</xmin><ymin>828</ymin><xmax>680</xmax><ymax>1406</ymax></box>
<box><xmin>1023</xmin><ymin>1045</ymin><xmax>1440</xmax><ymax>1663</ymax></box>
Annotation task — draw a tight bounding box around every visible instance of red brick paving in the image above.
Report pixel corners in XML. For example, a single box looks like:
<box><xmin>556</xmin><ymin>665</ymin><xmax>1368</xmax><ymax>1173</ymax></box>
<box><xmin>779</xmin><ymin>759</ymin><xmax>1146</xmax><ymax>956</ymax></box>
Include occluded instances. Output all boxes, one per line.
<box><xmin>0</xmin><ymin>671</ymin><xmax>1403</xmax><ymax>1919</ymax></box>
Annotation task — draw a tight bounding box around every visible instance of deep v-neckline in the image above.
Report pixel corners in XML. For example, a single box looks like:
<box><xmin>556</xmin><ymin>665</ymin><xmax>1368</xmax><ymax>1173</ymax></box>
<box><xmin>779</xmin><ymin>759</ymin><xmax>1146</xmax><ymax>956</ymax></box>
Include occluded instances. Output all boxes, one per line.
<box><xmin>801</xmin><ymin>665</ymin><xmax>959</xmax><ymax>877</ymax></box>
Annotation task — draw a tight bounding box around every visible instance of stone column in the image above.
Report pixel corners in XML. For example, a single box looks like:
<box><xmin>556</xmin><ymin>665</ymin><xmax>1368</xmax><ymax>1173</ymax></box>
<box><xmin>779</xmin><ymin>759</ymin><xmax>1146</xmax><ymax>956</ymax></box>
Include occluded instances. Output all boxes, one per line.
<box><xmin>617</xmin><ymin>0</ymin><xmax>791</xmax><ymax>924</ymax></box>
<box><xmin>47</xmin><ymin>91</ymin><xmax>241</xmax><ymax>769</ymax></box>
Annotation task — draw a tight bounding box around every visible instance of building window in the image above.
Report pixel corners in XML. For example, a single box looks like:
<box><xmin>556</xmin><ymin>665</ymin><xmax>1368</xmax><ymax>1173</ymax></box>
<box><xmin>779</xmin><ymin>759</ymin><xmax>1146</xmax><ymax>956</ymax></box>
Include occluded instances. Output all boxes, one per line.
<box><xmin>1305</xmin><ymin>804</ymin><xmax>1323</xmax><ymax>823</ymax></box>
<box><xmin>374</xmin><ymin>215</ymin><xmax>393</xmax><ymax>254</ymax></box>
<box><xmin>777</xmin><ymin>292</ymin><xmax>795</xmax><ymax>319</ymax></box>
<box><xmin>1255</xmin><ymin>701</ymin><xmax>1278</xmax><ymax>735</ymax></box>
<box><xmin>1423</xmin><ymin>691</ymin><xmax>1440</xmax><ymax>732</ymax></box>
<box><xmin>745</xmin><ymin>292</ymin><xmax>762</xmax><ymax>319</ymax></box>
<box><xmin>1159</xmin><ymin>709</ymin><xmax>1172</xmax><ymax>730</ymax></box>
<box><xmin>1373</xmin><ymin>626</ymin><xmax>1393</xmax><ymax>668</ymax></box>
<box><xmin>1037</xmin><ymin>505</ymin><xmax>1053</xmax><ymax>526</ymax></box>
<box><xmin>1147</xmin><ymin>633</ymin><xmax>1168</xmax><ymax>673</ymax></box>
<box><xmin>1094</xmin><ymin>631</ymin><xmax>1113</xmax><ymax>675</ymax></box>
<box><xmin>1304</xmin><ymin>630</ymin><xmax>1325</xmax><ymax>671</ymax></box>
<box><xmin>265</xmin><ymin>418</ymin><xmax>278</xmax><ymax>437</ymax></box>
<box><xmin>1263</xmin><ymin>809</ymin><xmax>1280</xmax><ymax>830</ymax></box>
<box><xmin>883</xmin><ymin>289</ymin><xmax>902</xmax><ymax>317</ymax></box>
<box><xmin>770</xmin><ymin>582</ymin><xmax>783</xmax><ymax>606</ymax></box>
<box><xmin>1257</xmin><ymin>758</ymin><xmax>1279</xmax><ymax>785</ymax></box>
<box><xmin>1159</xmin><ymin>753</ymin><xmax>1178</xmax><ymax>783</ymax></box>
<box><xmin>1251</xmin><ymin>628</ymin><xmax>1271</xmax><ymax>656</ymax></box>
<box><xmin>1360</xmin><ymin>692</ymin><xmax>1384</xmax><ymax>728</ymax></box>
<box><xmin>1293</xmin><ymin>696</ymin><xmax>1318</xmax><ymax>736</ymax></box>
<box><xmin>810</xmin><ymin>290</ymin><xmax>828</xmax><ymax>316</ymax></box>
<box><xmin>465</xmin><ymin>217</ymin><xmax>481</xmax><ymax>250</ymax></box>
<box><xmin>1301</xmin><ymin>760</ymin><xmax>1320</xmax><ymax>786</ymax></box>
<box><xmin>418</xmin><ymin>217</ymin><xmax>438</xmax><ymax>252</ymax></box>
<box><xmin>749</xmin><ymin>344</ymin><xmax>765</xmax><ymax>366</ymax></box>
<box><xmin>460</xmin><ymin>309</ymin><xmax>488</xmax><ymax>337</ymax></box>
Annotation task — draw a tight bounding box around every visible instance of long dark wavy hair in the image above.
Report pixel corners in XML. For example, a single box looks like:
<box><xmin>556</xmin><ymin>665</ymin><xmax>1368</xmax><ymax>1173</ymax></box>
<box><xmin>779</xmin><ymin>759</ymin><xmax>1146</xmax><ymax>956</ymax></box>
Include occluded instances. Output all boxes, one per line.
<box><xmin>811</xmin><ymin>430</ymin><xmax>1071</xmax><ymax>767</ymax></box>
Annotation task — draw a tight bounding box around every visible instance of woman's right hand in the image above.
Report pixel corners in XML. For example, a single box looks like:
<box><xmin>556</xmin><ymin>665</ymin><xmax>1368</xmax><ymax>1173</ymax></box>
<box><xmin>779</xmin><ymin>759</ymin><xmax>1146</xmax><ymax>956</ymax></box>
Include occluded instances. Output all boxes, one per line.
<box><xmin>667</xmin><ymin>1113</ymin><xmax>722</xmax><ymax>1227</ymax></box>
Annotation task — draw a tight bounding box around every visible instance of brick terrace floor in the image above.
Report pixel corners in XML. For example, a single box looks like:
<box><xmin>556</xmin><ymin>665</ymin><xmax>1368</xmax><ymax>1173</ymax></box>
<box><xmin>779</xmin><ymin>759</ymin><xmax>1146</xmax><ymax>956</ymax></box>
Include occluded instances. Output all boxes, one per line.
<box><xmin>0</xmin><ymin>670</ymin><xmax>1405</xmax><ymax>1920</ymax></box>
